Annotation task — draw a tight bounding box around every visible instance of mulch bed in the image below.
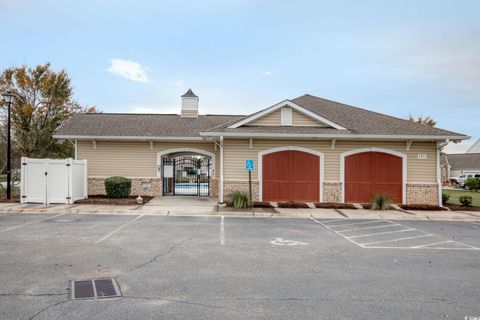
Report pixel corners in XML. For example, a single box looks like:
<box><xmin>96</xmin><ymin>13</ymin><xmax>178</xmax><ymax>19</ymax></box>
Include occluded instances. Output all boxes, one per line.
<box><xmin>314</xmin><ymin>202</ymin><xmax>356</xmax><ymax>209</ymax></box>
<box><xmin>74</xmin><ymin>195</ymin><xmax>154</xmax><ymax>205</ymax></box>
<box><xmin>0</xmin><ymin>199</ymin><xmax>20</xmax><ymax>203</ymax></box>
<box><xmin>253</xmin><ymin>201</ymin><xmax>274</xmax><ymax>208</ymax></box>
<box><xmin>445</xmin><ymin>204</ymin><xmax>480</xmax><ymax>211</ymax></box>
<box><xmin>399</xmin><ymin>204</ymin><xmax>447</xmax><ymax>211</ymax></box>
<box><xmin>277</xmin><ymin>202</ymin><xmax>310</xmax><ymax>209</ymax></box>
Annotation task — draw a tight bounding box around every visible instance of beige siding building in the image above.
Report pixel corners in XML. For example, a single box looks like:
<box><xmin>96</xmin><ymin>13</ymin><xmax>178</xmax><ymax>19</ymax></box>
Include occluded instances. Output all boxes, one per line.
<box><xmin>55</xmin><ymin>90</ymin><xmax>468</xmax><ymax>206</ymax></box>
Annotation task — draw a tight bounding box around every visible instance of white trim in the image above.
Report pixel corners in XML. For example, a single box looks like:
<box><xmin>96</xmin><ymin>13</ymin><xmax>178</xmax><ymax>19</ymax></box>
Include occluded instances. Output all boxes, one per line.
<box><xmin>339</xmin><ymin>147</ymin><xmax>407</xmax><ymax>204</ymax></box>
<box><xmin>156</xmin><ymin>148</ymin><xmax>216</xmax><ymax>179</ymax></box>
<box><xmin>257</xmin><ymin>146</ymin><xmax>324</xmax><ymax>202</ymax></box>
<box><xmin>436</xmin><ymin>142</ymin><xmax>442</xmax><ymax>207</ymax></box>
<box><xmin>406</xmin><ymin>140</ymin><xmax>412</xmax><ymax>151</ymax></box>
<box><xmin>53</xmin><ymin>135</ymin><xmax>204</xmax><ymax>141</ymax></box>
<box><xmin>55</xmin><ymin>133</ymin><xmax>470</xmax><ymax>142</ymax></box>
<box><xmin>228</xmin><ymin>100</ymin><xmax>347</xmax><ymax>130</ymax></box>
<box><xmin>219</xmin><ymin>136</ymin><xmax>224</xmax><ymax>203</ymax></box>
<box><xmin>200</xmin><ymin>131</ymin><xmax>469</xmax><ymax>141</ymax></box>
<box><xmin>74</xmin><ymin>139</ymin><xmax>77</xmax><ymax>160</ymax></box>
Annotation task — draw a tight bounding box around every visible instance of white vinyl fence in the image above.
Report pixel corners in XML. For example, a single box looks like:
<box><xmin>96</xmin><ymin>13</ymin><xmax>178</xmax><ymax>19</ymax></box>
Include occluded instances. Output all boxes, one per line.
<box><xmin>20</xmin><ymin>157</ymin><xmax>87</xmax><ymax>204</ymax></box>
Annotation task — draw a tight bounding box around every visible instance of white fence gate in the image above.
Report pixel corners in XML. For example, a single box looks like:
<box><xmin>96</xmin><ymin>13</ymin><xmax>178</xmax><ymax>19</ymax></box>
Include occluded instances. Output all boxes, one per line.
<box><xmin>20</xmin><ymin>157</ymin><xmax>87</xmax><ymax>204</ymax></box>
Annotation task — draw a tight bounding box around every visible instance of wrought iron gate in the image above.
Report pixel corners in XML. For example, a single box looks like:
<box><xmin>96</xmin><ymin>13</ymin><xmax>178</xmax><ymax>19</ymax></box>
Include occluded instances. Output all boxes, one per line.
<box><xmin>162</xmin><ymin>155</ymin><xmax>210</xmax><ymax>197</ymax></box>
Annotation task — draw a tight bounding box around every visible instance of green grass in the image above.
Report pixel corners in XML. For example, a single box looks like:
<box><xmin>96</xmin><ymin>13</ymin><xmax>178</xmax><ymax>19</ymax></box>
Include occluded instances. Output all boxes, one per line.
<box><xmin>443</xmin><ymin>189</ymin><xmax>480</xmax><ymax>206</ymax></box>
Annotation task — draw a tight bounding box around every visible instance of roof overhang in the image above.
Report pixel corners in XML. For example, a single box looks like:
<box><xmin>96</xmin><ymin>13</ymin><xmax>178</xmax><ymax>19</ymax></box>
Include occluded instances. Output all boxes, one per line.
<box><xmin>199</xmin><ymin>131</ymin><xmax>470</xmax><ymax>141</ymax></box>
<box><xmin>53</xmin><ymin>135</ymin><xmax>204</xmax><ymax>141</ymax></box>
<box><xmin>227</xmin><ymin>99</ymin><xmax>347</xmax><ymax>130</ymax></box>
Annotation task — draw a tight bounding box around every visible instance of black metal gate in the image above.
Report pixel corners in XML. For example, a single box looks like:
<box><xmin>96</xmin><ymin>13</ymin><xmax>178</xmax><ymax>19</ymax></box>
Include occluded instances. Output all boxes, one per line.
<box><xmin>162</xmin><ymin>155</ymin><xmax>210</xmax><ymax>197</ymax></box>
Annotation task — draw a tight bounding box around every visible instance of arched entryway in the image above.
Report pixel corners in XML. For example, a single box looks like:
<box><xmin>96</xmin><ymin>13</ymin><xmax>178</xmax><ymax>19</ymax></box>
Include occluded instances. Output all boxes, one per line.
<box><xmin>157</xmin><ymin>148</ymin><xmax>215</xmax><ymax>197</ymax></box>
<box><xmin>259</xmin><ymin>146</ymin><xmax>323</xmax><ymax>202</ymax></box>
<box><xmin>341</xmin><ymin>148</ymin><xmax>406</xmax><ymax>204</ymax></box>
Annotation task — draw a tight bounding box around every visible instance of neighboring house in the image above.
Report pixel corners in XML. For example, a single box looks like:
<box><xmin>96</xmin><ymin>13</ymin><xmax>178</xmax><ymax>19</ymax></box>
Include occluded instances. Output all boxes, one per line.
<box><xmin>446</xmin><ymin>153</ymin><xmax>480</xmax><ymax>178</ymax></box>
<box><xmin>466</xmin><ymin>139</ymin><xmax>480</xmax><ymax>153</ymax></box>
<box><xmin>54</xmin><ymin>90</ymin><xmax>468</xmax><ymax>205</ymax></box>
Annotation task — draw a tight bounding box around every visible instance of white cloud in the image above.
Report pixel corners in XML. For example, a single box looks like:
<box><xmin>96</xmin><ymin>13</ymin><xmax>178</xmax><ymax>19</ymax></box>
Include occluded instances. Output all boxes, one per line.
<box><xmin>107</xmin><ymin>59</ymin><xmax>150</xmax><ymax>83</ymax></box>
<box><xmin>260</xmin><ymin>71</ymin><xmax>272</xmax><ymax>76</ymax></box>
<box><xmin>376</xmin><ymin>31</ymin><xmax>480</xmax><ymax>99</ymax></box>
<box><xmin>170</xmin><ymin>80</ymin><xmax>184</xmax><ymax>87</ymax></box>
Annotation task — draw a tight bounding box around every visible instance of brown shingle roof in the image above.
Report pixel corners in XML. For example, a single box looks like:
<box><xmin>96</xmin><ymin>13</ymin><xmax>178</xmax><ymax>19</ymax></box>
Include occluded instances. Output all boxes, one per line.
<box><xmin>55</xmin><ymin>113</ymin><xmax>243</xmax><ymax>138</ymax></box>
<box><xmin>446</xmin><ymin>153</ymin><xmax>480</xmax><ymax>170</ymax></box>
<box><xmin>290</xmin><ymin>94</ymin><xmax>463</xmax><ymax>136</ymax></box>
<box><xmin>54</xmin><ymin>94</ymin><xmax>468</xmax><ymax>139</ymax></box>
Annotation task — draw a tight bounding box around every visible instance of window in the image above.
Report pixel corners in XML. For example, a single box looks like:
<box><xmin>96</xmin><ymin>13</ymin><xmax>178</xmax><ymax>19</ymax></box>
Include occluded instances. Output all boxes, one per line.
<box><xmin>281</xmin><ymin>107</ymin><xmax>293</xmax><ymax>125</ymax></box>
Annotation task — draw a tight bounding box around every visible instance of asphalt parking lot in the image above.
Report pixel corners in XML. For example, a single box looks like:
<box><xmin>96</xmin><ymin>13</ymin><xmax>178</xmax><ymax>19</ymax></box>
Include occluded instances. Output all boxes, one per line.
<box><xmin>0</xmin><ymin>212</ymin><xmax>479</xmax><ymax>320</ymax></box>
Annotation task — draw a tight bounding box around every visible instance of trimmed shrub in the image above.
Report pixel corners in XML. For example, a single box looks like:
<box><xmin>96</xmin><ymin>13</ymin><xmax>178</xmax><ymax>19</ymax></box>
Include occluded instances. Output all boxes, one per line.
<box><xmin>371</xmin><ymin>193</ymin><xmax>391</xmax><ymax>210</ymax></box>
<box><xmin>104</xmin><ymin>176</ymin><xmax>132</xmax><ymax>199</ymax></box>
<box><xmin>464</xmin><ymin>178</ymin><xmax>479</xmax><ymax>191</ymax></box>
<box><xmin>442</xmin><ymin>192</ymin><xmax>450</xmax><ymax>205</ymax></box>
<box><xmin>226</xmin><ymin>191</ymin><xmax>250</xmax><ymax>208</ymax></box>
<box><xmin>459</xmin><ymin>195</ymin><xmax>473</xmax><ymax>207</ymax></box>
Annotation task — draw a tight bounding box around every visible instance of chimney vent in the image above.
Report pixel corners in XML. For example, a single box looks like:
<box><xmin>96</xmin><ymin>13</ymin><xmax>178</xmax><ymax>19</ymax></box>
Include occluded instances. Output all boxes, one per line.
<box><xmin>181</xmin><ymin>89</ymin><xmax>199</xmax><ymax>118</ymax></box>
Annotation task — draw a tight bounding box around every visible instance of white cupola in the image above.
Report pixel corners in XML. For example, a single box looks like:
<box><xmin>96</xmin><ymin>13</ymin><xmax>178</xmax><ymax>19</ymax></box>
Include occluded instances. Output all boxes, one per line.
<box><xmin>181</xmin><ymin>88</ymin><xmax>199</xmax><ymax>118</ymax></box>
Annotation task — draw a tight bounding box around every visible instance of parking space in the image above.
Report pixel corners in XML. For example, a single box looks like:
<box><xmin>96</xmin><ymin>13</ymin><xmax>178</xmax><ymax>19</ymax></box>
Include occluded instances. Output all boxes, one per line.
<box><xmin>312</xmin><ymin>217</ymin><xmax>480</xmax><ymax>250</ymax></box>
<box><xmin>0</xmin><ymin>212</ymin><xmax>479</xmax><ymax>319</ymax></box>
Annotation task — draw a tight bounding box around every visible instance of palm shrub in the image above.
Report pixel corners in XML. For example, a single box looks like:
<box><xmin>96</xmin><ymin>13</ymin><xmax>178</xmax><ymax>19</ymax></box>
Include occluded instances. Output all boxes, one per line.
<box><xmin>459</xmin><ymin>195</ymin><xmax>473</xmax><ymax>206</ymax></box>
<box><xmin>442</xmin><ymin>192</ymin><xmax>450</xmax><ymax>205</ymax></box>
<box><xmin>104</xmin><ymin>176</ymin><xmax>132</xmax><ymax>198</ymax></box>
<box><xmin>226</xmin><ymin>190</ymin><xmax>250</xmax><ymax>208</ymax></box>
<box><xmin>371</xmin><ymin>193</ymin><xmax>391</xmax><ymax>210</ymax></box>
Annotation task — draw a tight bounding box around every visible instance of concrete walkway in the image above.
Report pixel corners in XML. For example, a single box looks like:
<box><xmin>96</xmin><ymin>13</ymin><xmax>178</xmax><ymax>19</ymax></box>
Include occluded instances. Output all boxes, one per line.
<box><xmin>1</xmin><ymin>201</ymin><xmax>480</xmax><ymax>221</ymax></box>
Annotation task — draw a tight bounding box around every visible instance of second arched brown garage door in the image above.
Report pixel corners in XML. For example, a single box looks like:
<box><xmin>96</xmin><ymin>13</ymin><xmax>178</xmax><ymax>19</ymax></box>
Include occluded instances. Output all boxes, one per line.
<box><xmin>344</xmin><ymin>151</ymin><xmax>403</xmax><ymax>203</ymax></box>
<box><xmin>262</xmin><ymin>150</ymin><xmax>320</xmax><ymax>202</ymax></box>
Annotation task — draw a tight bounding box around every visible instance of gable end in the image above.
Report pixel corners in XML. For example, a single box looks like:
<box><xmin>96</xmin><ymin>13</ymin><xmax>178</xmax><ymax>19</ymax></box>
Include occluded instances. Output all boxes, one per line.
<box><xmin>230</xmin><ymin>100</ymin><xmax>347</xmax><ymax>129</ymax></box>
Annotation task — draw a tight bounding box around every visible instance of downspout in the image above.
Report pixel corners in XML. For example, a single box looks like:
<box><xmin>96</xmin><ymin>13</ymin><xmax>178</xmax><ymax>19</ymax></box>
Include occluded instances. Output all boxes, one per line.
<box><xmin>437</xmin><ymin>139</ymin><xmax>449</xmax><ymax>206</ymax></box>
<box><xmin>219</xmin><ymin>136</ymin><xmax>224</xmax><ymax>203</ymax></box>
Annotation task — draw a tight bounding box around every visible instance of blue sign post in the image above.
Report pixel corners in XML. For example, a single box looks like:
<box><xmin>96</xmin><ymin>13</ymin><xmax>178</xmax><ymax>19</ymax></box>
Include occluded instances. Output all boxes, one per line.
<box><xmin>245</xmin><ymin>160</ymin><xmax>254</xmax><ymax>207</ymax></box>
<box><xmin>245</xmin><ymin>159</ymin><xmax>254</xmax><ymax>171</ymax></box>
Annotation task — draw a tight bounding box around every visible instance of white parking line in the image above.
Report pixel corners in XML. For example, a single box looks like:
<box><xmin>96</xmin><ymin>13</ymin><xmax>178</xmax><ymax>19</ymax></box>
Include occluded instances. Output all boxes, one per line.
<box><xmin>320</xmin><ymin>219</ymin><xmax>347</xmax><ymax>224</ymax></box>
<box><xmin>310</xmin><ymin>217</ymin><xmax>365</xmax><ymax>248</ymax></box>
<box><xmin>327</xmin><ymin>220</ymin><xmax>392</xmax><ymax>228</ymax></box>
<box><xmin>365</xmin><ymin>246</ymin><xmax>480</xmax><ymax>250</ymax></box>
<box><xmin>311</xmin><ymin>217</ymin><xmax>480</xmax><ymax>250</ymax></box>
<box><xmin>0</xmin><ymin>212</ymin><xmax>67</xmax><ymax>233</ymax></box>
<box><xmin>346</xmin><ymin>228</ymin><xmax>416</xmax><ymax>239</ymax></box>
<box><xmin>361</xmin><ymin>234</ymin><xmax>433</xmax><ymax>246</ymax></box>
<box><xmin>220</xmin><ymin>216</ymin><xmax>225</xmax><ymax>245</ymax></box>
<box><xmin>411</xmin><ymin>241</ymin><xmax>453</xmax><ymax>248</ymax></box>
<box><xmin>337</xmin><ymin>223</ymin><xmax>401</xmax><ymax>232</ymax></box>
<box><xmin>95</xmin><ymin>214</ymin><xmax>144</xmax><ymax>244</ymax></box>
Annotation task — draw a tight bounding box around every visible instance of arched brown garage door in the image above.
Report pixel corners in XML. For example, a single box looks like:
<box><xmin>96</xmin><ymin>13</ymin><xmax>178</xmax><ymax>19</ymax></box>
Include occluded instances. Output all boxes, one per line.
<box><xmin>262</xmin><ymin>150</ymin><xmax>320</xmax><ymax>202</ymax></box>
<box><xmin>344</xmin><ymin>151</ymin><xmax>402</xmax><ymax>203</ymax></box>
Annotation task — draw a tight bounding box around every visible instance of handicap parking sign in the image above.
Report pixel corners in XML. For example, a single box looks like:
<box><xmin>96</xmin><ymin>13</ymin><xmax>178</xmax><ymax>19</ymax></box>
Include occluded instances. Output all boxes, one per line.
<box><xmin>245</xmin><ymin>160</ymin><xmax>254</xmax><ymax>171</ymax></box>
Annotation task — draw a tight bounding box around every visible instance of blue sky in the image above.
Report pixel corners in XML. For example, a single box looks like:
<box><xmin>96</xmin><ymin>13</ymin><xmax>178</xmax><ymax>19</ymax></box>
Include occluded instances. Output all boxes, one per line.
<box><xmin>1</xmin><ymin>0</ymin><xmax>479</xmax><ymax>152</ymax></box>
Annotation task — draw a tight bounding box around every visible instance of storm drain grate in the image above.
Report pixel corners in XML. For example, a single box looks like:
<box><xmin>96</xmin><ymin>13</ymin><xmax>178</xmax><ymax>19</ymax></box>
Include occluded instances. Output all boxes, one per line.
<box><xmin>70</xmin><ymin>278</ymin><xmax>121</xmax><ymax>300</ymax></box>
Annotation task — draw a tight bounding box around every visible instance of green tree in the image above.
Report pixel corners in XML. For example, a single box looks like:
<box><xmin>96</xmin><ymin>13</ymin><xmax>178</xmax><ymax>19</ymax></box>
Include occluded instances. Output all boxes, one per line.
<box><xmin>0</xmin><ymin>63</ymin><xmax>98</xmax><ymax>160</ymax></box>
<box><xmin>406</xmin><ymin>114</ymin><xmax>437</xmax><ymax>127</ymax></box>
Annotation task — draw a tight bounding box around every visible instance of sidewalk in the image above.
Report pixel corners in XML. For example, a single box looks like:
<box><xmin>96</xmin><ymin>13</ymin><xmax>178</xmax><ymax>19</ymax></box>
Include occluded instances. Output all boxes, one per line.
<box><xmin>1</xmin><ymin>202</ymin><xmax>480</xmax><ymax>221</ymax></box>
